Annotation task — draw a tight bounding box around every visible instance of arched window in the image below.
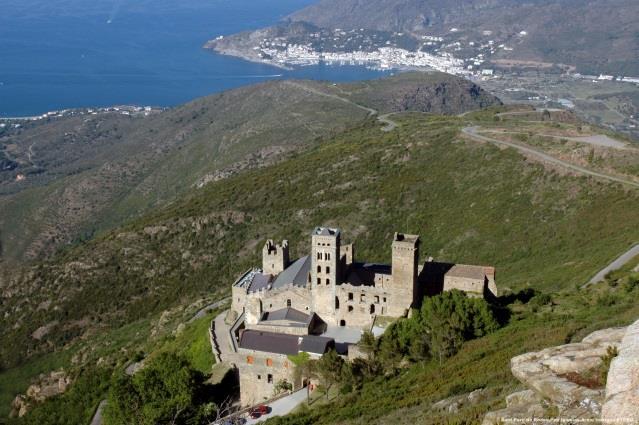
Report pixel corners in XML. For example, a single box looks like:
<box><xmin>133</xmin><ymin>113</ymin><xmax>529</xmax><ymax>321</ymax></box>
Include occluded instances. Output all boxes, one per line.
<box><xmin>317</xmin><ymin>265</ymin><xmax>321</xmax><ymax>273</ymax></box>
<box><xmin>326</xmin><ymin>266</ymin><xmax>330</xmax><ymax>274</ymax></box>
<box><xmin>326</xmin><ymin>278</ymin><xmax>330</xmax><ymax>285</ymax></box>
<box><xmin>348</xmin><ymin>306</ymin><xmax>354</xmax><ymax>312</ymax></box>
<box><xmin>286</xmin><ymin>299</ymin><xmax>291</xmax><ymax>307</ymax></box>
<box><xmin>335</xmin><ymin>296</ymin><xmax>340</xmax><ymax>309</ymax></box>
<box><xmin>370</xmin><ymin>304</ymin><xmax>375</xmax><ymax>314</ymax></box>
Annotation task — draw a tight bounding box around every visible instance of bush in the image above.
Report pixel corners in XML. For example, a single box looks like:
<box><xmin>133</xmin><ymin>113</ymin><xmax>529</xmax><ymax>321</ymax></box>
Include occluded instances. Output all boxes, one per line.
<box><xmin>103</xmin><ymin>352</ymin><xmax>210</xmax><ymax>425</ymax></box>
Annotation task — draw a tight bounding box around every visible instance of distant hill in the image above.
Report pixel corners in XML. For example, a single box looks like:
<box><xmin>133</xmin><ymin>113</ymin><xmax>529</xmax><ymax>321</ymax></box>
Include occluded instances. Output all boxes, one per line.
<box><xmin>286</xmin><ymin>0</ymin><xmax>639</xmax><ymax>75</ymax></box>
<box><xmin>0</xmin><ymin>73</ymin><xmax>496</xmax><ymax>264</ymax></box>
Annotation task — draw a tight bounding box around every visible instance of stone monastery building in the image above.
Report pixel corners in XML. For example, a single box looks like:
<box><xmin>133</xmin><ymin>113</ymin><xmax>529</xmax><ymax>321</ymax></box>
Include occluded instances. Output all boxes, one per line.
<box><xmin>226</xmin><ymin>227</ymin><xmax>497</xmax><ymax>405</ymax></box>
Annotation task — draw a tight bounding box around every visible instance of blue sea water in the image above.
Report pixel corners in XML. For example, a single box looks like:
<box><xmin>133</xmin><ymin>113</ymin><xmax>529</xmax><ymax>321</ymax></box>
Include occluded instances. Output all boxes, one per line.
<box><xmin>0</xmin><ymin>0</ymin><xmax>390</xmax><ymax>117</ymax></box>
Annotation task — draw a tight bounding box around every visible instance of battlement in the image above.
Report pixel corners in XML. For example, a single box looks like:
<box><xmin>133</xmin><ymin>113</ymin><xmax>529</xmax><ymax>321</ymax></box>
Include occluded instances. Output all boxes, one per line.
<box><xmin>262</xmin><ymin>239</ymin><xmax>290</xmax><ymax>275</ymax></box>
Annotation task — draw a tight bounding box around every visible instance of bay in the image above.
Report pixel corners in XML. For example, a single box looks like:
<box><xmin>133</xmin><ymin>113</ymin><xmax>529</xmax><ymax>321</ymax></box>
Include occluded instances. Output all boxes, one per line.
<box><xmin>0</xmin><ymin>0</ymin><xmax>390</xmax><ymax>117</ymax></box>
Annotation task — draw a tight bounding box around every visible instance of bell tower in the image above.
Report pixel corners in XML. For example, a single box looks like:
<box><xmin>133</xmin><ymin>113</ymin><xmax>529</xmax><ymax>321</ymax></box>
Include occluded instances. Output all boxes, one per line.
<box><xmin>389</xmin><ymin>232</ymin><xmax>420</xmax><ymax>316</ymax></box>
<box><xmin>310</xmin><ymin>227</ymin><xmax>340</xmax><ymax>324</ymax></box>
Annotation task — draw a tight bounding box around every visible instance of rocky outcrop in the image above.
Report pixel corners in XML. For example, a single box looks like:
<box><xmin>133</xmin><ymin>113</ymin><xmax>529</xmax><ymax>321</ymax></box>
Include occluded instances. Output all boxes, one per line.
<box><xmin>10</xmin><ymin>370</ymin><xmax>71</xmax><ymax>417</ymax></box>
<box><xmin>483</xmin><ymin>326</ymin><xmax>627</xmax><ymax>424</ymax></box>
<box><xmin>432</xmin><ymin>388</ymin><xmax>491</xmax><ymax>414</ymax></box>
<box><xmin>602</xmin><ymin>319</ymin><xmax>639</xmax><ymax>423</ymax></box>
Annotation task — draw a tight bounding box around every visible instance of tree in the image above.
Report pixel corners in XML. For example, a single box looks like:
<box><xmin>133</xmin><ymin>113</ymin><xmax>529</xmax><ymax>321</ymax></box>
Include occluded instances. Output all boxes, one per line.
<box><xmin>317</xmin><ymin>349</ymin><xmax>345</xmax><ymax>398</ymax></box>
<box><xmin>104</xmin><ymin>352</ymin><xmax>206</xmax><ymax>425</ymax></box>
<box><xmin>288</xmin><ymin>351</ymin><xmax>316</xmax><ymax>404</ymax></box>
<box><xmin>358</xmin><ymin>330</ymin><xmax>377</xmax><ymax>358</ymax></box>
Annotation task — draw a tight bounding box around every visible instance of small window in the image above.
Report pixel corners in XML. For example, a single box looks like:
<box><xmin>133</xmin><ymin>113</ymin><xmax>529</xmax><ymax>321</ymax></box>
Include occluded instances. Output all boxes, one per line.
<box><xmin>348</xmin><ymin>305</ymin><xmax>354</xmax><ymax>312</ymax></box>
<box><xmin>326</xmin><ymin>278</ymin><xmax>330</xmax><ymax>285</ymax></box>
<box><xmin>340</xmin><ymin>320</ymin><xmax>346</xmax><ymax>327</ymax></box>
<box><xmin>287</xmin><ymin>299</ymin><xmax>291</xmax><ymax>307</ymax></box>
<box><xmin>269</xmin><ymin>303</ymin><xmax>272</xmax><ymax>308</ymax></box>
<box><xmin>383</xmin><ymin>297</ymin><xmax>387</xmax><ymax>303</ymax></box>
<box><xmin>326</xmin><ymin>266</ymin><xmax>330</xmax><ymax>274</ymax></box>
<box><xmin>317</xmin><ymin>278</ymin><xmax>321</xmax><ymax>285</ymax></box>
<box><xmin>370</xmin><ymin>304</ymin><xmax>375</xmax><ymax>314</ymax></box>
<box><xmin>317</xmin><ymin>265</ymin><xmax>321</xmax><ymax>273</ymax></box>
<box><xmin>266</xmin><ymin>358</ymin><xmax>273</xmax><ymax>367</ymax></box>
<box><xmin>317</xmin><ymin>252</ymin><xmax>322</xmax><ymax>259</ymax></box>
<box><xmin>348</xmin><ymin>292</ymin><xmax>353</xmax><ymax>301</ymax></box>
<box><xmin>267</xmin><ymin>374</ymin><xmax>273</xmax><ymax>384</ymax></box>
<box><xmin>247</xmin><ymin>356</ymin><xmax>254</xmax><ymax>364</ymax></box>
<box><xmin>335</xmin><ymin>296</ymin><xmax>340</xmax><ymax>309</ymax></box>
<box><xmin>374</xmin><ymin>296</ymin><xmax>379</xmax><ymax>303</ymax></box>
<box><xmin>360</xmin><ymin>294</ymin><xmax>365</xmax><ymax>302</ymax></box>
<box><xmin>327</xmin><ymin>253</ymin><xmax>331</xmax><ymax>260</ymax></box>
<box><xmin>257</xmin><ymin>374</ymin><xmax>261</xmax><ymax>380</ymax></box>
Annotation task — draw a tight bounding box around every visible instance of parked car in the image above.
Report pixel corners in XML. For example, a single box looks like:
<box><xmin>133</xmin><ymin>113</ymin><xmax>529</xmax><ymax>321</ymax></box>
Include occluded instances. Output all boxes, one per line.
<box><xmin>248</xmin><ymin>404</ymin><xmax>269</xmax><ymax>418</ymax></box>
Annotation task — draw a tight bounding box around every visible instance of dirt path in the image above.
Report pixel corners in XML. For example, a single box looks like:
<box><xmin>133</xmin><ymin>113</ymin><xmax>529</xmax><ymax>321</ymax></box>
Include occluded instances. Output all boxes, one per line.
<box><xmin>283</xmin><ymin>81</ymin><xmax>398</xmax><ymax>131</ymax></box>
<box><xmin>461</xmin><ymin>126</ymin><xmax>639</xmax><ymax>189</ymax></box>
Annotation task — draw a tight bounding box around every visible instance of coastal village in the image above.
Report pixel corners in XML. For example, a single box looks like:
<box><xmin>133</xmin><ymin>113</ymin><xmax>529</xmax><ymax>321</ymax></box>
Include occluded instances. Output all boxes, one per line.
<box><xmin>213</xmin><ymin>227</ymin><xmax>498</xmax><ymax>407</ymax></box>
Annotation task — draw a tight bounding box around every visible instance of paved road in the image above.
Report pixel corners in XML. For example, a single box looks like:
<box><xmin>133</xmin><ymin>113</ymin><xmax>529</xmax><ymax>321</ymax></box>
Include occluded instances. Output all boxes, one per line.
<box><xmin>245</xmin><ymin>388</ymin><xmax>308</xmax><ymax>424</ymax></box>
<box><xmin>90</xmin><ymin>400</ymin><xmax>107</xmax><ymax>425</ymax></box>
<box><xmin>585</xmin><ymin>243</ymin><xmax>639</xmax><ymax>287</ymax></box>
<box><xmin>461</xmin><ymin>126</ymin><xmax>639</xmax><ymax>189</ymax></box>
<box><xmin>283</xmin><ymin>81</ymin><xmax>398</xmax><ymax>131</ymax></box>
<box><xmin>214</xmin><ymin>310</ymin><xmax>234</xmax><ymax>361</ymax></box>
<box><xmin>188</xmin><ymin>297</ymin><xmax>231</xmax><ymax>323</ymax></box>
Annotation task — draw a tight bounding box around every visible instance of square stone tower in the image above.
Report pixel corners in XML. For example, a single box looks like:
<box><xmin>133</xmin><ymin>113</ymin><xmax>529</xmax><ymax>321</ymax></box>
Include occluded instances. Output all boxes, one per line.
<box><xmin>262</xmin><ymin>239</ymin><xmax>290</xmax><ymax>275</ymax></box>
<box><xmin>389</xmin><ymin>232</ymin><xmax>420</xmax><ymax>317</ymax></box>
<box><xmin>310</xmin><ymin>227</ymin><xmax>340</xmax><ymax>324</ymax></box>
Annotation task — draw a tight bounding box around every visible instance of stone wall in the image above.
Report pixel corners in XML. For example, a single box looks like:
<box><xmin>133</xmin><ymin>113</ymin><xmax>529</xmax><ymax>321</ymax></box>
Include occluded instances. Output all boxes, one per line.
<box><xmin>443</xmin><ymin>276</ymin><xmax>485</xmax><ymax>297</ymax></box>
<box><xmin>230</xmin><ymin>349</ymin><xmax>298</xmax><ymax>406</ymax></box>
<box><xmin>602</xmin><ymin>318</ymin><xmax>639</xmax><ymax>423</ymax></box>
<box><xmin>334</xmin><ymin>283</ymin><xmax>391</xmax><ymax>328</ymax></box>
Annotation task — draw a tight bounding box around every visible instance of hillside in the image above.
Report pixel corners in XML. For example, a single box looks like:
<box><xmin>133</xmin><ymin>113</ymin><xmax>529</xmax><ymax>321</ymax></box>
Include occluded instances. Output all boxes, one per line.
<box><xmin>0</xmin><ymin>73</ymin><xmax>496</xmax><ymax>264</ymax></box>
<box><xmin>3</xmin><ymin>103</ymin><xmax>639</xmax><ymax>420</ymax></box>
<box><xmin>213</xmin><ymin>0</ymin><xmax>639</xmax><ymax>75</ymax></box>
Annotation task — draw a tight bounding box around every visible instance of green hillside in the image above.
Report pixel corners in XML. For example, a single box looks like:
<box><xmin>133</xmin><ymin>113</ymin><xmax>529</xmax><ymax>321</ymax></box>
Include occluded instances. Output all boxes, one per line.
<box><xmin>0</xmin><ymin>73</ymin><xmax>496</xmax><ymax>264</ymax></box>
<box><xmin>3</xmin><ymin>106</ymin><xmax>639</xmax><ymax>371</ymax></box>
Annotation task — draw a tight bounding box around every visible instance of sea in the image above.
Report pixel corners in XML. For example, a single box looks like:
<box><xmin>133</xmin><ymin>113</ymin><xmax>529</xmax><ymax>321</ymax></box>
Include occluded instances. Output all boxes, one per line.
<box><xmin>0</xmin><ymin>0</ymin><xmax>391</xmax><ymax>117</ymax></box>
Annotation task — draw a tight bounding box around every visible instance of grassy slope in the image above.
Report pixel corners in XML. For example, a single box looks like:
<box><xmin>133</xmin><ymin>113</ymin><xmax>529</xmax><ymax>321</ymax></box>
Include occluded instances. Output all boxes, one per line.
<box><xmin>3</xmin><ymin>109</ymin><xmax>639</xmax><ymax>419</ymax></box>
<box><xmin>0</xmin><ymin>81</ymin><xmax>370</xmax><ymax>263</ymax></box>
<box><xmin>269</xmin><ymin>278</ymin><xmax>639</xmax><ymax>425</ymax></box>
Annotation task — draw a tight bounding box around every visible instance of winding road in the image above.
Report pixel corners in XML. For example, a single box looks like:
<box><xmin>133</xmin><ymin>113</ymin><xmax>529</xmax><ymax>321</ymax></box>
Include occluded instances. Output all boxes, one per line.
<box><xmin>283</xmin><ymin>81</ymin><xmax>398</xmax><ymax>132</ymax></box>
<box><xmin>461</xmin><ymin>126</ymin><xmax>639</xmax><ymax>189</ymax></box>
<box><xmin>461</xmin><ymin>125</ymin><xmax>639</xmax><ymax>287</ymax></box>
<box><xmin>584</xmin><ymin>244</ymin><xmax>639</xmax><ymax>287</ymax></box>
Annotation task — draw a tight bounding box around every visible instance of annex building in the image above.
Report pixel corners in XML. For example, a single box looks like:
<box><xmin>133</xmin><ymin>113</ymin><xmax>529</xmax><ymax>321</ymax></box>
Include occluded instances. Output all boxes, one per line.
<box><xmin>225</xmin><ymin>227</ymin><xmax>497</xmax><ymax>405</ymax></box>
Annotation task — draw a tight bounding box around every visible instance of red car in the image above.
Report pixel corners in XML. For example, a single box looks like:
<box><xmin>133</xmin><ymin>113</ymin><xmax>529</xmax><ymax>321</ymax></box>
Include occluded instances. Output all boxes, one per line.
<box><xmin>248</xmin><ymin>404</ymin><xmax>269</xmax><ymax>419</ymax></box>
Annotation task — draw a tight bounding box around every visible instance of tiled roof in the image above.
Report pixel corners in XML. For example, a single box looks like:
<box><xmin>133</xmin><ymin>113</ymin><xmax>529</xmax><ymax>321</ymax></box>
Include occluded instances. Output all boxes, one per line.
<box><xmin>445</xmin><ymin>264</ymin><xmax>488</xmax><ymax>280</ymax></box>
<box><xmin>262</xmin><ymin>307</ymin><xmax>311</xmax><ymax>324</ymax></box>
<box><xmin>239</xmin><ymin>330</ymin><xmax>334</xmax><ymax>355</ymax></box>
<box><xmin>313</xmin><ymin>227</ymin><xmax>340</xmax><ymax>236</ymax></box>
<box><xmin>272</xmin><ymin>256</ymin><xmax>310</xmax><ymax>289</ymax></box>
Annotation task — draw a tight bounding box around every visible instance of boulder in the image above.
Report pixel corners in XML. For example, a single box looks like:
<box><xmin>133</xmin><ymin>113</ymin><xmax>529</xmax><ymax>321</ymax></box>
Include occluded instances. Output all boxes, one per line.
<box><xmin>601</xmin><ymin>319</ymin><xmax>639</xmax><ymax>423</ymax></box>
<box><xmin>484</xmin><ymin>324</ymin><xmax>629</xmax><ymax>424</ymax></box>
